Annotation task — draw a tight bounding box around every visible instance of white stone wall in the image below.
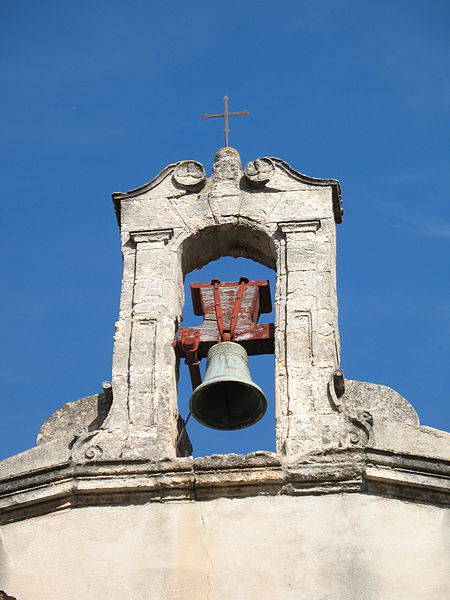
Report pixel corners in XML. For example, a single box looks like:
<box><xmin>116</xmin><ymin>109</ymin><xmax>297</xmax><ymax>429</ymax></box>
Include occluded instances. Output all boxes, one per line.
<box><xmin>1</xmin><ymin>494</ymin><xmax>448</xmax><ymax>600</ymax></box>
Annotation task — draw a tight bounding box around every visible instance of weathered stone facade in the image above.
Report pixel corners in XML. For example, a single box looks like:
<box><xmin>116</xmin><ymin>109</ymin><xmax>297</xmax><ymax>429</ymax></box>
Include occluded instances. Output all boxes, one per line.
<box><xmin>0</xmin><ymin>148</ymin><xmax>448</xmax><ymax>600</ymax></box>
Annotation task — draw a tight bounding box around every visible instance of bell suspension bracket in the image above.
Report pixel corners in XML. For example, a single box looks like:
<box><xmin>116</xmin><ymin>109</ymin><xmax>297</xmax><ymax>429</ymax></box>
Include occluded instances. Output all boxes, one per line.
<box><xmin>175</xmin><ymin>276</ymin><xmax>274</xmax><ymax>392</ymax></box>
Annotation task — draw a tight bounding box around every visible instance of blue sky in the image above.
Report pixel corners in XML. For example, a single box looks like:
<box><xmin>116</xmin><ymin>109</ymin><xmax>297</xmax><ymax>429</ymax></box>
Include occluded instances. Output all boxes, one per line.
<box><xmin>0</xmin><ymin>0</ymin><xmax>448</xmax><ymax>459</ymax></box>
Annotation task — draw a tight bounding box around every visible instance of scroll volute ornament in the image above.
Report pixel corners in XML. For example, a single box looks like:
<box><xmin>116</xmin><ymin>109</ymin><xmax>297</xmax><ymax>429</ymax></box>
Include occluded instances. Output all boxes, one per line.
<box><xmin>173</xmin><ymin>160</ymin><xmax>206</xmax><ymax>191</ymax></box>
<box><xmin>244</xmin><ymin>157</ymin><xmax>275</xmax><ymax>187</ymax></box>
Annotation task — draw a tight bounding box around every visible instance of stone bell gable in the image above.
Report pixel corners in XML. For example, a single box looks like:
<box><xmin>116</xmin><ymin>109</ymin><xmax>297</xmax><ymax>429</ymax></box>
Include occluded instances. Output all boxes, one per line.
<box><xmin>0</xmin><ymin>148</ymin><xmax>448</xmax><ymax>600</ymax></box>
<box><xmin>86</xmin><ymin>147</ymin><xmax>344</xmax><ymax>463</ymax></box>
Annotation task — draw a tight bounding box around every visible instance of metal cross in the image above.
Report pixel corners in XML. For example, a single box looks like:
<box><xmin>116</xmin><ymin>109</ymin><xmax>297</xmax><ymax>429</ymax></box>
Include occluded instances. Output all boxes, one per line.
<box><xmin>203</xmin><ymin>96</ymin><xmax>249</xmax><ymax>147</ymax></box>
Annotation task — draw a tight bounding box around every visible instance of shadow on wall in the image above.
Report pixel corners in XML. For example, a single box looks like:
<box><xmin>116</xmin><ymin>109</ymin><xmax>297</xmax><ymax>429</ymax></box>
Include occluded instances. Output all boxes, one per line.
<box><xmin>178</xmin><ymin>256</ymin><xmax>276</xmax><ymax>457</ymax></box>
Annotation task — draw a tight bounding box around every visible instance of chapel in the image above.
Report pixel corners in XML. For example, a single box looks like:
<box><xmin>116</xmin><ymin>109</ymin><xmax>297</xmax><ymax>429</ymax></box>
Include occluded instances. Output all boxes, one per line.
<box><xmin>0</xmin><ymin>144</ymin><xmax>448</xmax><ymax>600</ymax></box>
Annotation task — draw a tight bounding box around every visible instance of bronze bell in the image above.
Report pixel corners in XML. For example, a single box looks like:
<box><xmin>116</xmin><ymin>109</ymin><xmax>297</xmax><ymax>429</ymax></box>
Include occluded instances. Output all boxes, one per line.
<box><xmin>189</xmin><ymin>342</ymin><xmax>267</xmax><ymax>430</ymax></box>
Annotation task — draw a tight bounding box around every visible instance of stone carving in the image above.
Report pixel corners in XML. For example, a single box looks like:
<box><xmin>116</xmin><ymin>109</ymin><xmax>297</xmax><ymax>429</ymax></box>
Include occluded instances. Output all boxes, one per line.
<box><xmin>244</xmin><ymin>157</ymin><xmax>275</xmax><ymax>186</ymax></box>
<box><xmin>72</xmin><ymin>426</ymin><xmax>89</xmax><ymax>440</ymax></box>
<box><xmin>327</xmin><ymin>371</ymin><xmax>428</xmax><ymax>450</ymax></box>
<box><xmin>212</xmin><ymin>147</ymin><xmax>242</xmax><ymax>181</ymax></box>
<box><xmin>70</xmin><ymin>428</ymin><xmax>104</xmax><ymax>463</ymax></box>
<box><xmin>330</xmin><ymin>378</ymin><xmax>436</xmax><ymax>454</ymax></box>
<box><xmin>84</xmin><ymin>444</ymin><xmax>103</xmax><ymax>460</ymax></box>
<box><xmin>328</xmin><ymin>370</ymin><xmax>374</xmax><ymax>448</ymax></box>
<box><xmin>347</xmin><ymin>411</ymin><xmax>374</xmax><ymax>446</ymax></box>
<box><xmin>173</xmin><ymin>160</ymin><xmax>206</xmax><ymax>190</ymax></box>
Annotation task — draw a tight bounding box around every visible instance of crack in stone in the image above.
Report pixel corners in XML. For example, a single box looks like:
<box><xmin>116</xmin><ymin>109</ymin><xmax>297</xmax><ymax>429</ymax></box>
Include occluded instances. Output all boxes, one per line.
<box><xmin>200</xmin><ymin>512</ymin><xmax>213</xmax><ymax>600</ymax></box>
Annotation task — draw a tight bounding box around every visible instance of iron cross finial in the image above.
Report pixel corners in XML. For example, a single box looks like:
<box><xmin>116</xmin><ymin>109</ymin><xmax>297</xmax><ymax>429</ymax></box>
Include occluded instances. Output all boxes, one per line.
<box><xmin>203</xmin><ymin>96</ymin><xmax>249</xmax><ymax>147</ymax></box>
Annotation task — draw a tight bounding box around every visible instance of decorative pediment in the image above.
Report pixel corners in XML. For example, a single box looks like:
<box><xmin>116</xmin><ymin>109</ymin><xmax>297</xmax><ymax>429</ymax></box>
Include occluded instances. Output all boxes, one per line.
<box><xmin>112</xmin><ymin>153</ymin><xmax>342</xmax><ymax>228</ymax></box>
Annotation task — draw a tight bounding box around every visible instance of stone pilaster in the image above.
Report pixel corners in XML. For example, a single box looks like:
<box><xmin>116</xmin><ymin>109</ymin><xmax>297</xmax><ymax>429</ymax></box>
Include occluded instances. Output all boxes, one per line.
<box><xmin>72</xmin><ymin>228</ymin><xmax>183</xmax><ymax>462</ymax></box>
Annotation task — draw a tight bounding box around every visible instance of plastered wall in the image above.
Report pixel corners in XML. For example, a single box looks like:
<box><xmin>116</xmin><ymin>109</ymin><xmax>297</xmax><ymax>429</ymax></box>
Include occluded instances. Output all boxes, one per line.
<box><xmin>1</xmin><ymin>494</ymin><xmax>448</xmax><ymax>600</ymax></box>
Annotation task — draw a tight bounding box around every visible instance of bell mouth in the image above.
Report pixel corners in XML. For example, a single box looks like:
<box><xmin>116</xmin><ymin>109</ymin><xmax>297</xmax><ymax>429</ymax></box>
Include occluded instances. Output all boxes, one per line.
<box><xmin>189</xmin><ymin>379</ymin><xmax>267</xmax><ymax>431</ymax></box>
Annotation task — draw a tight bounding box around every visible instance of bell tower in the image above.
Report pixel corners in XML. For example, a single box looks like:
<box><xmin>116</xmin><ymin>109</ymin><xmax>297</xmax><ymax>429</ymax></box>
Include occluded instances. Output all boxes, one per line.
<box><xmin>71</xmin><ymin>146</ymin><xmax>348</xmax><ymax>462</ymax></box>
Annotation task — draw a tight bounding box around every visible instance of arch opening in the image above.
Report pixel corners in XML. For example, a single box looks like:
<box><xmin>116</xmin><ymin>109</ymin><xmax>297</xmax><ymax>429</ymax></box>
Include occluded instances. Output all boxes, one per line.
<box><xmin>181</xmin><ymin>223</ymin><xmax>277</xmax><ymax>276</ymax></box>
<box><xmin>177</xmin><ymin>255</ymin><xmax>276</xmax><ymax>457</ymax></box>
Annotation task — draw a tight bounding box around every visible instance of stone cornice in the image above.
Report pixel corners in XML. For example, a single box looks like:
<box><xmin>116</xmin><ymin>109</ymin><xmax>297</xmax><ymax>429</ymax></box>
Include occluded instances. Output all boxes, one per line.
<box><xmin>0</xmin><ymin>448</ymin><xmax>448</xmax><ymax>525</ymax></box>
